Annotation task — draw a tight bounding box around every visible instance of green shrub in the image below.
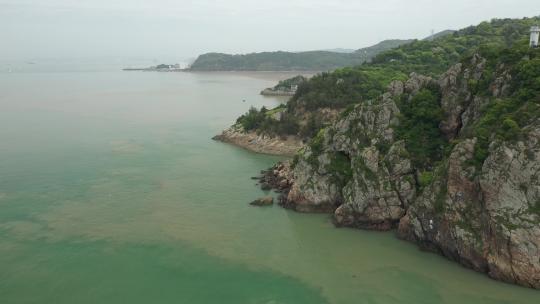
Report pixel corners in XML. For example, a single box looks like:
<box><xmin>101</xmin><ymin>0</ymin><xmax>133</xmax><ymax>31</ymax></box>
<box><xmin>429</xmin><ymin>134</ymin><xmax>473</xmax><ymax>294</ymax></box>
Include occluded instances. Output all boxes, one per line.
<box><xmin>236</xmin><ymin>106</ymin><xmax>266</xmax><ymax>131</ymax></box>
<box><xmin>501</xmin><ymin>118</ymin><xmax>520</xmax><ymax>140</ymax></box>
<box><xmin>529</xmin><ymin>200</ymin><xmax>540</xmax><ymax>216</ymax></box>
<box><xmin>300</xmin><ymin>115</ymin><xmax>324</xmax><ymax>139</ymax></box>
<box><xmin>327</xmin><ymin>152</ymin><xmax>353</xmax><ymax>187</ymax></box>
<box><xmin>418</xmin><ymin>171</ymin><xmax>435</xmax><ymax>189</ymax></box>
<box><xmin>306</xmin><ymin>129</ymin><xmax>326</xmax><ymax>167</ymax></box>
<box><xmin>469</xmin><ymin>143</ymin><xmax>489</xmax><ymax>170</ymax></box>
<box><xmin>396</xmin><ymin>87</ymin><xmax>448</xmax><ymax>170</ymax></box>
<box><xmin>434</xmin><ymin>185</ymin><xmax>447</xmax><ymax>214</ymax></box>
<box><xmin>236</xmin><ymin>106</ymin><xmax>299</xmax><ymax>137</ymax></box>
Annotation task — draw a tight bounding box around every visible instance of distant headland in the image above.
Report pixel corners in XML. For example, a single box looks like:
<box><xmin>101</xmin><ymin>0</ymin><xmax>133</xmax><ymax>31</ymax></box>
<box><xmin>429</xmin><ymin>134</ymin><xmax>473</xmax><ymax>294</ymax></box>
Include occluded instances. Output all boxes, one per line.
<box><xmin>122</xmin><ymin>63</ymin><xmax>184</xmax><ymax>72</ymax></box>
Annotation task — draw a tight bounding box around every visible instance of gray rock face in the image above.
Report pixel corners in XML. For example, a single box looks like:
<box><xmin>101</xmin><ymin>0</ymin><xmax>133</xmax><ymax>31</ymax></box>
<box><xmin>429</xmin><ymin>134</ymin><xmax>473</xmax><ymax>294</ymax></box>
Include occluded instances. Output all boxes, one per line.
<box><xmin>398</xmin><ymin>139</ymin><xmax>488</xmax><ymax>272</ymax></box>
<box><xmin>405</xmin><ymin>73</ymin><xmax>434</xmax><ymax>95</ymax></box>
<box><xmin>287</xmin><ymin>85</ymin><xmax>416</xmax><ymax>227</ymax></box>
<box><xmin>280</xmin><ymin>53</ymin><xmax>540</xmax><ymax>289</ymax></box>
<box><xmin>399</xmin><ymin>128</ymin><xmax>540</xmax><ymax>289</ymax></box>
<box><xmin>438</xmin><ymin>54</ymin><xmax>488</xmax><ymax>139</ymax></box>
<box><xmin>287</xmin><ymin>153</ymin><xmax>343</xmax><ymax>213</ymax></box>
<box><xmin>337</xmin><ymin>141</ymin><xmax>416</xmax><ymax>230</ymax></box>
<box><xmin>480</xmin><ymin>126</ymin><xmax>540</xmax><ymax>288</ymax></box>
<box><xmin>490</xmin><ymin>68</ymin><xmax>512</xmax><ymax>98</ymax></box>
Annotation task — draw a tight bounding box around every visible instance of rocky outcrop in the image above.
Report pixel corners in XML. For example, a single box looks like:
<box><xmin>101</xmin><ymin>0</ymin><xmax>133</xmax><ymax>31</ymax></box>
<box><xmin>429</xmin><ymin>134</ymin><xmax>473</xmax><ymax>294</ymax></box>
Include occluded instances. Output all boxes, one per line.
<box><xmin>213</xmin><ymin>125</ymin><xmax>303</xmax><ymax>156</ymax></box>
<box><xmin>480</xmin><ymin>126</ymin><xmax>540</xmax><ymax>288</ymax></box>
<box><xmin>438</xmin><ymin>54</ymin><xmax>487</xmax><ymax>139</ymax></box>
<box><xmin>286</xmin><ymin>152</ymin><xmax>343</xmax><ymax>213</ymax></box>
<box><xmin>273</xmin><ymin>53</ymin><xmax>540</xmax><ymax>289</ymax></box>
<box><xmin>257</xmin><ymin>162</ymin><xmax>294</xmax><ymax>194</ymax></box>
<box><xmin>285</xmin><ymin>82</ymin><xmax>417</xmax><ymax>222</ymax></box>
<box><xmin>337</xmin><ymin>141</ymin><xmax>416</xmax><ymax>230</ymax></box>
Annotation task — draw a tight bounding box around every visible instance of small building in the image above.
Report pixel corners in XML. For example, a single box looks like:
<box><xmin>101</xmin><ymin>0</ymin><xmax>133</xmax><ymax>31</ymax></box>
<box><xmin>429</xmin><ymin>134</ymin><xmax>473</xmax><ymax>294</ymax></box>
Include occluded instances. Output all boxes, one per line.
<box><xmin>531</xmin><ymin>25</ymin><xmax>540</xmax><ymax>48</ymax></box>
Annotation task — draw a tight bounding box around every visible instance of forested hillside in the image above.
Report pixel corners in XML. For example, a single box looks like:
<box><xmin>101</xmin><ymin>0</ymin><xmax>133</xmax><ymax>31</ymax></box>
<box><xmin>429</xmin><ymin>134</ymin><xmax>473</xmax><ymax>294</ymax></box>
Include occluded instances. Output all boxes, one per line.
<box><xmin>233</xmin><ymin>17</ymin><xmax>540</xmax><ymax>139</ymax></box>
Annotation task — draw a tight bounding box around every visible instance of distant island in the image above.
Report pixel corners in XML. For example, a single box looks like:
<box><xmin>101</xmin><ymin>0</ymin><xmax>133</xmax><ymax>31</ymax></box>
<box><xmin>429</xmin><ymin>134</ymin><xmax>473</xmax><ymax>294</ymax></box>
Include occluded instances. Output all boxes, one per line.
<box><xmin>188</xmin><ymin>39</ymin><xmax>417</xmax><ymax>71</ymax></box>
<box><xmin>122</xmin><ymin>32</ymin><xmax>456</xmax><ymax>73</ymax></box>
<box><xmin>123</xmin><ymin>63</ymin><xmax>184</xmax><ymax>72</ymax></box>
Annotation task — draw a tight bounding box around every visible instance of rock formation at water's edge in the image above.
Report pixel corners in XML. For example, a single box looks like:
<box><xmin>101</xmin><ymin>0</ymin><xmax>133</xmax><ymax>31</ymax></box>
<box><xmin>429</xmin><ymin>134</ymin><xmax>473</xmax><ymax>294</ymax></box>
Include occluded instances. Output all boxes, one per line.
<box><xmin>262</xmin><ymin>54</ymin><xmax>540</xmax><ymax>288</ymax></box>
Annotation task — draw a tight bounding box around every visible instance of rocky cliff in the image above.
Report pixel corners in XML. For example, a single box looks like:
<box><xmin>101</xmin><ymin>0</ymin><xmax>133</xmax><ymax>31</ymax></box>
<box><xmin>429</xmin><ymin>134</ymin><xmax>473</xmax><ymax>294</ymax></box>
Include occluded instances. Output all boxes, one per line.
<box><xmin>276</xmin><ymin>51</ymin><xmax>540</xmax><ymax>288</ymax></box>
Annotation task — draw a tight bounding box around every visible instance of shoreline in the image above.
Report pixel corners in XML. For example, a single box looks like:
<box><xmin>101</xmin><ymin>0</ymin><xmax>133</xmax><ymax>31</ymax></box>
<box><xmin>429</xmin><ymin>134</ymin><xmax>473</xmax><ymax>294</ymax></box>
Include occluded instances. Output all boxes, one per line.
<box><xmin>260</xmin><ymin>88</ymin><xmax>295</xmax><ymax>97</ymax></box>
<box><xmin>212</xmin><ymin>125</ymin><xmax>303</xmax><ymax>156</ymax></box>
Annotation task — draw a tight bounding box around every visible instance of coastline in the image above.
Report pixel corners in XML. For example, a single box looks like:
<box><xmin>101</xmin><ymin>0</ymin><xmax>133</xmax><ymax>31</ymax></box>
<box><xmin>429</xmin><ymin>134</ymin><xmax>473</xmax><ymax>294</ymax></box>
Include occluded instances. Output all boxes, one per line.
<box><xmin>212</xmin><ymin>125</ymin><xmax>303</xmax><ymax>156</ymax></box>
<box><xmin>260</xmin><ymin>88</ymin><xmax>295</xmax><ymax>97</ymax></box>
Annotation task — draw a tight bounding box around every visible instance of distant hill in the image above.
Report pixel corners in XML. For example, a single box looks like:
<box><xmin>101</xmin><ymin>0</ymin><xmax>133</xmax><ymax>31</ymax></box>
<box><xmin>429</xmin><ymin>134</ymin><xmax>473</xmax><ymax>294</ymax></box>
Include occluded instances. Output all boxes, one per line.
<box><xmin>188</xmin><ymin>39</ymin><xmax>413</xmax><ymax>71</ymax></box>
<box><xmin>322</xmin><ymin>48</ymin><xmax>356</xmax><ymax>54</ymax></box>
<box><xmin>354</xmin><ymin>39</ymin><xmax>414</xmax><ymax>57</ymax></box>
<box><xmin>422</xmin><ymin>29</ymin><xmax>456</xmax><ymax>41</ymax></box>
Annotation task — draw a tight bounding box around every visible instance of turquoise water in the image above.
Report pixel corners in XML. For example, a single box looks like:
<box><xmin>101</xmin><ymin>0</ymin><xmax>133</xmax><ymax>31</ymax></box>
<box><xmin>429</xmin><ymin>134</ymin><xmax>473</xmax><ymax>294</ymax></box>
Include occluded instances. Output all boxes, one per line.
<box><xmin>0</xmin><ymin>69</ymin><xmax>538</xmax><ymax>303</ymax></box>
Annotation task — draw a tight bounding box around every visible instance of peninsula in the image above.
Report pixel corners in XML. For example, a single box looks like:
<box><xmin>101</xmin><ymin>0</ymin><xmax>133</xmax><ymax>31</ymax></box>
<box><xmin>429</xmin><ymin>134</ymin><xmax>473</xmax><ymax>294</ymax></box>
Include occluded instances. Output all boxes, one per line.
<box><xmin>189</xmin><ymin>39</ymin><xmax>415</xmax><ymax>71</ymax></box>
<box><xmin>215</xmin><ymin>17</ymin><xmax>540</xmax><ymax>289</ymax></box>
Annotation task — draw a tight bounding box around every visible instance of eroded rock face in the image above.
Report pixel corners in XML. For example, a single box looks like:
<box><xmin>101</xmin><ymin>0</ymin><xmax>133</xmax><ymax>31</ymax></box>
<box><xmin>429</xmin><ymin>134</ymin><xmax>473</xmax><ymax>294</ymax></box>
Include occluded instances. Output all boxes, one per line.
<box><xmin>337</xmin><ymin>141</ymin><xmax>415</xmax><ymax>230</ymax></box>
<box><xmin>286</xmin><ymin>172</ymin><xmax>340</xmax><ymax>212</ymax></box>
<box><xmin>286</xmin><ymin>153</ymin><xmax>343</xmax><ymax>213</ymax></box>
<box><xmin>405</xmin><ymin>73</ymin><xmax>434</xmax><ymax>95</ymax></box>
<box><xmin>398</xmin><ymin>139</ymin><xmax>488</xmax><ymax>272</ymax></box>
<box><xmin>480</xmin><ymin>126</ymin><xmax>540</xmax><ymax>288</ymax></box>
<box><xmin>285</xmin><ymin>84</ymin><xmax>416</xmax><ymax>227</ymax></box>
<box><xmin>438</xmin><ymin>63</ymin><xmax>467</xmax><ymax>139</ymax></box>
<box><xmin>438</xmin><ymin>54</ymin><xmax>488</xmax><ymax>139</ymax></box>
<box><xmin>398</xmin><ymin>128</ymin><xmax>540</xmax><ymax>289</ymax></box>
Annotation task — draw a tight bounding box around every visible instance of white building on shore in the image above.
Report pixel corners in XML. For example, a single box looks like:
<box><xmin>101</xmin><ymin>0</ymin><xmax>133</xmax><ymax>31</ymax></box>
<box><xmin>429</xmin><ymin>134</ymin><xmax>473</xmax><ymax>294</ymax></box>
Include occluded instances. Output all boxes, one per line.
<box><xmin>531</xmin><ymin>25</ymin><xmax>540</xmax><ymax>48</ymax></box>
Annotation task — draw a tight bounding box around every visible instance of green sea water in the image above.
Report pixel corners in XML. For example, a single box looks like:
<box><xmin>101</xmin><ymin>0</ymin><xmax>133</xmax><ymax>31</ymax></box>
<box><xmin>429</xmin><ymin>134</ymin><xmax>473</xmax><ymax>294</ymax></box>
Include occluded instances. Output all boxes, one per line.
<box><xmin>0</xmin><ymin>68</ymin><xmax>538</xmax><ymax>304</ymax></box>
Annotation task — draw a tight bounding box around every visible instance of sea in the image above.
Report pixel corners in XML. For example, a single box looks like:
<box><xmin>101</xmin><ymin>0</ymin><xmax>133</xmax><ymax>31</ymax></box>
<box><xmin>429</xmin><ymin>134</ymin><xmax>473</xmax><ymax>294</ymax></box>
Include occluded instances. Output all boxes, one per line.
<box><xmin>0</xmin><ymin>60</ymin><xmax>538</xmax><ymax>303</ymax></box>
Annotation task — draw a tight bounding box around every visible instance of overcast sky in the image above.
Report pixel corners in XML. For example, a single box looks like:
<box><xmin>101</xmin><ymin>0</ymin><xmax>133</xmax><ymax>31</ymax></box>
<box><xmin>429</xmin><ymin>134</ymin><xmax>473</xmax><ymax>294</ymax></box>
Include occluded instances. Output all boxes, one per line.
<box><xmin>1</xmin><ymin>0</ymin><xmax>539</xmax><ymax>62</ymax></box>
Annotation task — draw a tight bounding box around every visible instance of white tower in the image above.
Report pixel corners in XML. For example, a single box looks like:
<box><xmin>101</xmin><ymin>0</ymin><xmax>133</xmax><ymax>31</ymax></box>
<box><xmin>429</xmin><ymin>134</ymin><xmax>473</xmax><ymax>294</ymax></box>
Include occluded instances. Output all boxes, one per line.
<box><xmin>531</xmin><ymin>25</ymin><xmax>540</xmax><ymax>48</ymax></box>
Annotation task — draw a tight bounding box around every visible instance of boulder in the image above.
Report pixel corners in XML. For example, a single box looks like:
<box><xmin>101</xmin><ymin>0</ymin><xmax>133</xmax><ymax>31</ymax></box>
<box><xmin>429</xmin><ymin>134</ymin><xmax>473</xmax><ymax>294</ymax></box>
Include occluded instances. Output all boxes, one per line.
<box><xmin>249</xmin><ymin>196</ymin><xmax>274</xmax><ymax>207</ymax></box>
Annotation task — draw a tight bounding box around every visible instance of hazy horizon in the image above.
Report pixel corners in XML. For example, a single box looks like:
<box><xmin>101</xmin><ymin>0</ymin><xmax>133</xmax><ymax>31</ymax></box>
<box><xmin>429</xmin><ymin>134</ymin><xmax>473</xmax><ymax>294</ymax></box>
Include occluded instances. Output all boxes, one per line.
<box><xmin>1</xmin><ymin>0</ymin><xmax>539</xmax><ymax>63</ymax></box>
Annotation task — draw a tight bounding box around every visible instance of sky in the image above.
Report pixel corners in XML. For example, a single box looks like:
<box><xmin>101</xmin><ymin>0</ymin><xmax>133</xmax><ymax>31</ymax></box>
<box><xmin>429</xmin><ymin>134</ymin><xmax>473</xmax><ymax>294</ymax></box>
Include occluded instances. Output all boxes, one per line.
<box><xmin>1</xmin><ymin>0</ymin><xmax>539</xmax><ymax>63</ymax></box>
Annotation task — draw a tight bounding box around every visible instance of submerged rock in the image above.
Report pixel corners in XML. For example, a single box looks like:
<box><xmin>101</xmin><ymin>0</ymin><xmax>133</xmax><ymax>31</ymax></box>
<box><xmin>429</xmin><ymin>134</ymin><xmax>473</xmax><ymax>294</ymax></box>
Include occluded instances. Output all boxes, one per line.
<box><xmin>249</xmin><ymin>196</ymin><xmax>274</xmax><ymax>206</ymax></box>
